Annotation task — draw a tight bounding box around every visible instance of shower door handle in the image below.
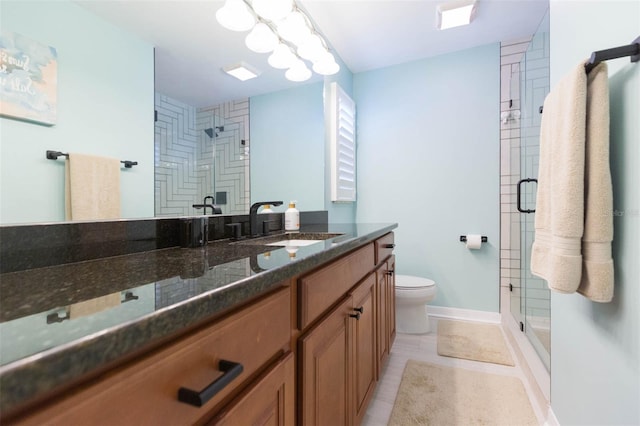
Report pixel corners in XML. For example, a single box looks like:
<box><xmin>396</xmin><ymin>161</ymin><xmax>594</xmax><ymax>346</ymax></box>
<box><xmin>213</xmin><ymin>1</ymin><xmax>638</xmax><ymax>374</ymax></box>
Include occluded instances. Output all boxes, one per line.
<box><xmin>516</xmin><ymin>178</ymin><xmax>537</xmax><ymax>214</ymax></box>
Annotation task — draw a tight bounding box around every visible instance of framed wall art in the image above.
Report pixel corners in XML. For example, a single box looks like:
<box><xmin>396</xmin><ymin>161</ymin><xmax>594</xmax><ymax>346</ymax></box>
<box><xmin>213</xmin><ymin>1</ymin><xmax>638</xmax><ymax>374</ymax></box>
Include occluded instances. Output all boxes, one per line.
<box><xmin>0</xmin><ymin>30</ymin><xmax>58</xmax><ymax>126</ymax></box>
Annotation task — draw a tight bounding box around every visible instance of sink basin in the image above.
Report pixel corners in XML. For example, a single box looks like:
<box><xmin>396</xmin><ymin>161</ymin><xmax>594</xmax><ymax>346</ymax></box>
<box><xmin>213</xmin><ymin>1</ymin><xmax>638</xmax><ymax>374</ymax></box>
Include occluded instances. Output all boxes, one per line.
<box><xmin>266</xmin><ymin>239</ymin><xmax>323</xmax><ymax>247</ymax></box>
<box><xmin>234</xmin><ymin>232</ymin><xmax>344</xmax><ymax>246</ymax></box>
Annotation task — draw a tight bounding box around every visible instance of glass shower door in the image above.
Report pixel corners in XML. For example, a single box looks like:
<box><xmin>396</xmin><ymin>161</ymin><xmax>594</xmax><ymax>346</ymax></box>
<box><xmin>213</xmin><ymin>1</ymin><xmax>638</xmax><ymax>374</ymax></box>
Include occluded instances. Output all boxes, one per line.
<box><xmin>200</xmin><ymin>114</ymin><xmax>250</xmax><ymax>215</ymax></box>
<box><xmin>518</xmin><ymin>10</ymin><xmax>550</xmax><ymax>371</ymax></box>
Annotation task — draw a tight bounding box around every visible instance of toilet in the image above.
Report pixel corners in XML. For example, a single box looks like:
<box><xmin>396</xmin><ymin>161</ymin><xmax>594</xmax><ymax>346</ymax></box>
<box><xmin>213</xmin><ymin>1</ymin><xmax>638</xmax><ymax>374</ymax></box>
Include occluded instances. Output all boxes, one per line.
<box><xmin>395</xmin><ymin>275</ymin><xmax>437</xmax><ymax>334</ymax></box>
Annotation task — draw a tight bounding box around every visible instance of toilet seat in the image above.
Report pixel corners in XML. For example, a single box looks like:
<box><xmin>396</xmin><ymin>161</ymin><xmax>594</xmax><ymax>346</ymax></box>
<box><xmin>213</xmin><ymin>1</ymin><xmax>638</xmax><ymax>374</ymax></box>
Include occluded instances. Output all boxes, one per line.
<box><xmin>395</xmin><ymin>275</ymin><xmax>435</xmax><ymax>289</ymax></box>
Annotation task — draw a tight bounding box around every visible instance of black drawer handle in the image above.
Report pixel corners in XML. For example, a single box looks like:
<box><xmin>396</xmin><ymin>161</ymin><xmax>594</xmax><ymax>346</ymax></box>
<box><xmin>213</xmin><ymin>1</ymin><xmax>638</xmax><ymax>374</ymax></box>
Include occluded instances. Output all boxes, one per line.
<box><xmin>349</xmin><ymin>313</ymin><xmax>361</xmax><ymax>320</ymax></box>
<box><xmin>385</xmin><ymin>270</ymin><xmax>395</xmax><ymax>276</ymax></box>
<box><xmin>354</xmin><ymin>306</ymin><xmax>364</xmax><ymax>314</ymax></box>
<box><xmin>178</xmin><ymin>360</ymin><xmax>243</xmax><ymax>407</ymax></box>
<box><xmin>383</xmin><ymin>244</ymin><xmax>395</xmax><ymax>249</ymax></box>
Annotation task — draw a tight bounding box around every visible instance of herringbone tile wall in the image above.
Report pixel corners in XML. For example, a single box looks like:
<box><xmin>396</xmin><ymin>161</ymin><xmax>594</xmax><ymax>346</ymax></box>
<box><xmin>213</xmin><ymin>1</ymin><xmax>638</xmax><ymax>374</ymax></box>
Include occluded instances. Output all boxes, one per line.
<box><xmin>155</xmin><ymin>94</ymin><xmax>250</xmax><ymax>217</ymax></box>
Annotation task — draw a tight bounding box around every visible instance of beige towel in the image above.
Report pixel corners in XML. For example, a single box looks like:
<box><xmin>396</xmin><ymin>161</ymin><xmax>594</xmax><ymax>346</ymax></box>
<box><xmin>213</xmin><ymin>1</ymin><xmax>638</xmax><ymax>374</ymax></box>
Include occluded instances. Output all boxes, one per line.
<box><xmin>531</xmin><ymin>61</ymin><xmax>614</xmax><ymax>302</ymax></box>
<box><xmin>65</xmin><ymin>153</ymin><xmax>121</xmax><ymax>220</ymax></box>
<box><xmin>577</xmin><ymin>63</ymin><xmax>614</xmax><ymax>302</ymax></box>
<box><xmin>68</xmin><ymin>292</ymin><xmax>121</xmax><ymax>319</ymax></box>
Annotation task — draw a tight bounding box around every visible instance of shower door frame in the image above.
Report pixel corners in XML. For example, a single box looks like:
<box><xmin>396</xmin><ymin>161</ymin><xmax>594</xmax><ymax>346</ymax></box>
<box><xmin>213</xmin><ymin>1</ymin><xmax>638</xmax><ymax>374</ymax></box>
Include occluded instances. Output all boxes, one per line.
<box><xmin>515</xmin><ymin>13</ymin><xmax>551</xmax><ymax>372</ymax></box>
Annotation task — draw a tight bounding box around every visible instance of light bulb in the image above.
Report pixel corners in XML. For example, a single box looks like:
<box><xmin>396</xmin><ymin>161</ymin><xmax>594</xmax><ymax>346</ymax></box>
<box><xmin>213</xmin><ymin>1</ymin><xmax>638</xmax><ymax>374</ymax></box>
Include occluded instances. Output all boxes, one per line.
<box><xmin>312</xmin><ymin>51</ymin><xmax>340</xmax><ymax>75</ymax></box>
<box><xmin>297</xmin><ymin>34</ymin><xmax>325</xmax><ymax>62</ymax></box>
<box><xmin>215</xmin><ymin>0</ymin><xmax>256</xmax><ymax>32</ymax></box>
<box><xmin>277</xmin><ymin>11</ymin><xmax>311</xmax><ymax>46</ymax></box>
<box><xmin>252</xmin><ymin>0</ymin><xmax>292</xmax><ymax>22</ymax></box>
<box><xmin>245</xmin><ymin>23</ymin><xmax>278</xmax><ymax>53</ymax></box>
<box><xmin>285</xmin><ymin>59</ymin><xmax>312</xmax><ymax>82</ymax></box>
<box><xmin>268</xmin><ymin>43</ymin><xmax>296</xmax><ymax>69</ymax></box>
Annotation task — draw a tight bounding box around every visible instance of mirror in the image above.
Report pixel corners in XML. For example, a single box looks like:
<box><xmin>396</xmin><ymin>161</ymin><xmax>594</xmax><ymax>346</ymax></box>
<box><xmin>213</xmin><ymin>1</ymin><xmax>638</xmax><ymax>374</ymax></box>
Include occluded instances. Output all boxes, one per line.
<box><xmin>154</xmin><ymin>101</ymin><xmax>250</xmax><ymax>217</ymax></box>
<box><xmin>1</xmin><ymin>0</ymin><xmax>334</xmax><ymax>224</ymax></box>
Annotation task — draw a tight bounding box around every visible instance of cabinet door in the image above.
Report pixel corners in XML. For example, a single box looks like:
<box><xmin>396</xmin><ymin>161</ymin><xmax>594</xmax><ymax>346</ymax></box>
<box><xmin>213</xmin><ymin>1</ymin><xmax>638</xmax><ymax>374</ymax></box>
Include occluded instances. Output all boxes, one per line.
<box><xmin>209</xmin><ymin>352</ymin><xmax>295</xmax><ymax>426</ymax></box>
<box><xmin>387</xmin><ymin>255</ymin><xmax>396</xmax><ymax>348</ymax></box>
<box><xmin>376</xmin><ymin>266</ymin><xmax>389</xmax><ymax>372</ymax></box>
<box><xmin>299</xmin><ymin>297</ymin><xmax>353</xmax><ymax>426</ymax></box>
<box><xmin>351</xmin><ymin>274</ymin><xmax>377</xmax><ymax>426</ymax></box>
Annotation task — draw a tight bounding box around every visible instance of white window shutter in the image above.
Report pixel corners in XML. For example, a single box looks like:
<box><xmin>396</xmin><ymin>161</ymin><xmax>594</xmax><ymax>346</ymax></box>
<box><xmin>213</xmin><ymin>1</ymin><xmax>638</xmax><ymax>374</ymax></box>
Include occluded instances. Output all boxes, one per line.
<box><xmin>329</xmin><ymin>82</ymin><xmax>356</xmax><ymax>202</ymax></box>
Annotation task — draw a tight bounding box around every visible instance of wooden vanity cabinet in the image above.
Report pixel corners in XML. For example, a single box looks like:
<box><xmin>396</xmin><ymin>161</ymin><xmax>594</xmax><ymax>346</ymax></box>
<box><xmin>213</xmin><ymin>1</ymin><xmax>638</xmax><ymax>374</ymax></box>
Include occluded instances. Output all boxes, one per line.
<box><xmin>298</xmin><ymin>274</ymin><xmax>376</xmax><ymax>426</ymax></box>
<box><xmin>350</xmin><ymin>274</ymin><xmax>377</xmax><ymax>426</ymax></box>
<box><xmin>207</xmin><ymin>352</ymin><xmax>295</xmax><ymax>426</ymax></box>
<box><xmin>299</xmin><ymin>296</ymin><xmax>352</xmax><ymax>426</ymax></box>
<box><xmin>298</xmin><ymin>232</ymin><xmax>395</xmax><ymax>426</ymax></box>
<box><xmin>10</xmin><ymin>286</ymin><xmax>292</xmax><ymax>426</ymax></box>
<box><xmin>7</xmin><ymin>231</ymin><xmax>397</xmax><ymax>426</ymax></box>
<box><xmin>376</xmin><ymin>254</ymin><xmax>396</xmax><ymax>372</ymax></box>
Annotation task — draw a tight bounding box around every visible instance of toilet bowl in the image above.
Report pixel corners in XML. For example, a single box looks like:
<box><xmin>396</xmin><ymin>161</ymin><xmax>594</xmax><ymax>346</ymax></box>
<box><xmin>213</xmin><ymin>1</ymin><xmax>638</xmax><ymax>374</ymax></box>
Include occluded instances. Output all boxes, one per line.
<box><xmin>395</xmin><ymin>275</ymin><xmax>437</xmax><ymax>334</ymax></box>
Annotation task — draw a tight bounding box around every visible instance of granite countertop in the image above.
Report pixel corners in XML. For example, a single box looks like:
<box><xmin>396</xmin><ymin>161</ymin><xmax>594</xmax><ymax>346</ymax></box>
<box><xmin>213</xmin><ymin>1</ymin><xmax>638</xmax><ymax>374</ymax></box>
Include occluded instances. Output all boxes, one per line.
<box><xmin>0</xmin><ymin>222</ymin><xmax>397</xmax><ymax>415</ymax></box>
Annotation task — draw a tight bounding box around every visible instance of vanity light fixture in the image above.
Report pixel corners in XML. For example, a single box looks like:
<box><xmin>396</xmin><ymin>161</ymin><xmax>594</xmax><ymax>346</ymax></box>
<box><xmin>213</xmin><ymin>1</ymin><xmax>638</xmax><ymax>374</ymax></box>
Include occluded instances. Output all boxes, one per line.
<box><xmin>215</xmin><ymin>0</ymin><xmax>340</xmax><ymax>82</ymax></box>
<box><xmin>215</xmin><ymin>0</ymin><xmax>256</xmax><ymax>31</ymax></box>
<box><xmin>223</xmin><ymin>62</ymin><xmax>261</xmax><ymax>81</ymax></box>
<box><xmin>437</xmin><ymin>0</ymin><xmax>477</xmax><ymax>30</ymax></box>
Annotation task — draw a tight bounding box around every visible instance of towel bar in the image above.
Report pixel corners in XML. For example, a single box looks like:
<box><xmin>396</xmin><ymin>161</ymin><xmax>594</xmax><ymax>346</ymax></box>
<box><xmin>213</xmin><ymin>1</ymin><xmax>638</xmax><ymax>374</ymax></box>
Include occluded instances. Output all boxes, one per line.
<box><xmin>46</xmin><ymin>150</ymin><xmax>138</xmax><ymax>168</ymax></box>
<box><xmin>585</xmin><ymin>36</ymin><xmax>639</xmax><ymax>74</ymax></box>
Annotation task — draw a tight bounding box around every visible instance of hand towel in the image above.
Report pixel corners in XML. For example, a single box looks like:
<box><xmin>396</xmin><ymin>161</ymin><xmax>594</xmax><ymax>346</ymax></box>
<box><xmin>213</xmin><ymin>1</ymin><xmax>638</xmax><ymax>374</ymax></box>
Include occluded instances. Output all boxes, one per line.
<box><xmin>65</xmin><ymin>153</ymin><xmax>121</xmax><ymax>221</ymax></box>
<box><xmin>531</xmin><ymin>62</ymin><xmax>587</xmax><ymax>293</ymax></box>
<box><xmin>531</xmin><ymin>61</ymin><xmax>614</xmax><ymax>302</ymax></box>
<box><xmin>577</xmin><ymin>62</ymin><xmax>614</xmax><ymax>302</ymax></box>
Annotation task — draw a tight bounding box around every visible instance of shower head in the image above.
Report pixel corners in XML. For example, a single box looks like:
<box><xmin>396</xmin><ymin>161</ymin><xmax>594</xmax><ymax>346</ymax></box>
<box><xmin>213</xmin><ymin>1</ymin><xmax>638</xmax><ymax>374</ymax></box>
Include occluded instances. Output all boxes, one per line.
<box><xmin>204</xmin><ymin>128</ymin><xmax>215</xmax><ymax>138</ymax></box>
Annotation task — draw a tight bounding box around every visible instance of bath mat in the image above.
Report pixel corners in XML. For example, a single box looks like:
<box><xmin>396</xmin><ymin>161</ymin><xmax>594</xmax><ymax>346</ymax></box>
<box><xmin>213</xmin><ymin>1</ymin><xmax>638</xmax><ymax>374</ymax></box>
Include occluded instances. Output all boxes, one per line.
<box><xmin>388</xmin><ymin>360</ymin><xmax>538</xmax><ymax>426</ymax></box>
<box><xmin>437</xmin><ymin>320</ymin><xmax>515</xmax><ymax>366</ymax></box>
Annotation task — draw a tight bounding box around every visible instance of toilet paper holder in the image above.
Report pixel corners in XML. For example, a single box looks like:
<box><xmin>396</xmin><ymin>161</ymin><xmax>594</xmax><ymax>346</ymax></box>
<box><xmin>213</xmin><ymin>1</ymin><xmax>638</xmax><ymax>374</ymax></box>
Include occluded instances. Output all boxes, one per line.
<box><xmin>459</xmin><ymin>235</ymin><xmax>488</xmax><ymax>243</ymax></box>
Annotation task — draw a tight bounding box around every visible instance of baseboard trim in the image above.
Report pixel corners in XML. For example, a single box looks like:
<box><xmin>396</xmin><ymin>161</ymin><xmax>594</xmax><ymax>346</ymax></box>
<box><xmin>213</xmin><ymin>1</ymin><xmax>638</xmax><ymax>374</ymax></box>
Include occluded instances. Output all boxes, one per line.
<box><xmin>428</xmin><ymin>306</ymin><xmax>501</xmax><ymax>324</ymax></box>
<box><xmin>545</xmin><ymin>407</ymin><xmax>560</xmax><ymax>426</ymax></box>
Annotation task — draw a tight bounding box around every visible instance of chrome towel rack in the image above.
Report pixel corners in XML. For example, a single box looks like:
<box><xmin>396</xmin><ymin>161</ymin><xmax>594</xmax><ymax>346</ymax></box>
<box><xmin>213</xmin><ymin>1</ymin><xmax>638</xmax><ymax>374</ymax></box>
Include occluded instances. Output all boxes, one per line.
<box><xmin>46</xmin><ymin>150</ymin><xmax>138</xmax><ymax>168</ymax></box>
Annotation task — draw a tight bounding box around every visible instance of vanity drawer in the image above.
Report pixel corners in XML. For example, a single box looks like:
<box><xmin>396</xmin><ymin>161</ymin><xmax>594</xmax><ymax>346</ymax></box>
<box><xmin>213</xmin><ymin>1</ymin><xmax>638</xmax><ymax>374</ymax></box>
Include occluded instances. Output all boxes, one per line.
<box><xmin>298</xmin><ymin>244</ymin><xmax>374</xmax><ymax>329</ymax></box>
<box><xmin>13</xmin><ymin>286</ymin><xmax>291</xmax><ymax>426</ymax></box>
<box><xmin>374</xmin><ymin>232</ymin><xmax>395</xmax><ymax>265</ymax></box>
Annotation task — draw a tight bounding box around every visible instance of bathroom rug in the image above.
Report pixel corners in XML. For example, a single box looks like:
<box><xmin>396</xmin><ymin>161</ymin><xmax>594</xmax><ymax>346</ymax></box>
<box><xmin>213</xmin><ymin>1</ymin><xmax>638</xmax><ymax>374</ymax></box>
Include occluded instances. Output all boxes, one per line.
<box><xmin>437</xmin><ymin>319</ymin><xmax>515</xmax><ymax>366</ymax></box>
<box><xmin>388</xmin><ymin>360</ymin><xmax>538</xmax><ymax>426</ymax></box>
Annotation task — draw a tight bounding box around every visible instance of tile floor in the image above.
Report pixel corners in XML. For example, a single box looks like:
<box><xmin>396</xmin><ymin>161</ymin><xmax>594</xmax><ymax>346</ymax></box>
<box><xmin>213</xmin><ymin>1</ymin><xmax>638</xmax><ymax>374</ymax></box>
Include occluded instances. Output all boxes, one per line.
<box><xmin>362</xmin><ymin>317</ymin><xmax>546</xmax><ymax>426</ymax></box>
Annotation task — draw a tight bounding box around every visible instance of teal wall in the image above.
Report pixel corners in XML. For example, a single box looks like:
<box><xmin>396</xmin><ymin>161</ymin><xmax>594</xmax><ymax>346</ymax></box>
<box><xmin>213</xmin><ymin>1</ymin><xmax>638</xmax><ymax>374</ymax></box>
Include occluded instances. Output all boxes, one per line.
<box><xmin>250</xmin><ymin>52</ymin><xmax>356</xmax><ymax>223</ymax></box>
<box><xmin>354</xmin><ymin>43</ymin><xmax>501</xmax><ymax>312</ymax></box>
<box><xmin>250</xmin><ymin>82</ymin><xmax>325</xmax><ymax>212</ymax></box>
<box><xmin>549</xmin><ymin>1</ymin><xmax>639</xmax><ymax>424</ymax></box>
<box><xmin>0</xmin><ymin>1</ymin><xmax>155</xmax><ymax>224</ymax></box>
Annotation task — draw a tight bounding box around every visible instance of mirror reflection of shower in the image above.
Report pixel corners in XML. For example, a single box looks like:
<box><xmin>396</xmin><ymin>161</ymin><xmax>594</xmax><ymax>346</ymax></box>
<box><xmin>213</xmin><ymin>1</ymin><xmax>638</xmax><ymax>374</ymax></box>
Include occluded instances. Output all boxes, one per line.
<box><xmin>203</xmin><ymin>126</ymin><xmax>224</xmax><ymax>139</ymax></box>
<box><xmin>201</xmin><ymin>114</ymin><xmax>250</xmax><ymax>215</ymax></box>
<box><xmin>154</xmin><ymin>97</ymin><xmax>251</xmax><ymax>217</ymax></box>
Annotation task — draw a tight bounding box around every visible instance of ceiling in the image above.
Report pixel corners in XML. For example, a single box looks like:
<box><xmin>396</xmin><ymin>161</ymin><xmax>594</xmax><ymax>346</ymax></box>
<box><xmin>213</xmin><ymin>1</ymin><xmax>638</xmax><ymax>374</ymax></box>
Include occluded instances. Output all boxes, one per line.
<box><xmin>76</xmin><ymin>0</ymin><xmax>549</xmax><ymax>108</ymax></box>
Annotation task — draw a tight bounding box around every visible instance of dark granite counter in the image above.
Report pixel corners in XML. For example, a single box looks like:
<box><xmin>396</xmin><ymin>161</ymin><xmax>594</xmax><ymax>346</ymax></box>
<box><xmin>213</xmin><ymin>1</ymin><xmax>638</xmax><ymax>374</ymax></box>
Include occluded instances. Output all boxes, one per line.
<box><xmin>0</xmin><ymin>222</ymin><xmax>396</xmax><ymax>415</ymax></box>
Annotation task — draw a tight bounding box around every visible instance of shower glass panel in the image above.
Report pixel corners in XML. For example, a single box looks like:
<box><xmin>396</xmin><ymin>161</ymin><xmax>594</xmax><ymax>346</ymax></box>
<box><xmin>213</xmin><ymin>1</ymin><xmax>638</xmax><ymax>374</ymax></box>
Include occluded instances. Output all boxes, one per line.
<box><xmin>203</xmin><ymin>116</ymin><xmax>250</xmax><ymax>215</ymax></box>
<box><xmin>518</xmin><ymin>9</ymin><xmax>550</xmax><ymax>371</ymax></box>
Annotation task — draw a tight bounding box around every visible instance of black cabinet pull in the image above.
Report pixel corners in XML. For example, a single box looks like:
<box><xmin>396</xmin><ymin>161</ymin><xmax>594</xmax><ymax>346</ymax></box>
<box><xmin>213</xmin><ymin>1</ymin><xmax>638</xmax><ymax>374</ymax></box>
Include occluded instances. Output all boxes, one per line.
<box><xmin>349</xmin><ymin>313</ymin><xmax>361</xmax><ymax>320</ymax></box>
<box><xmin>354</xmin><ymin>306</ymin><xmax>364</xmax><ymax>314</ymax></box>
<box><xmin>178</xmin><ymin>359</ymin><xmax>243</xmax><ymax>407</ymax></box>
<box><xmin>385</xmin><ymin>270</ymin><xmax>395</xmax><ymax>276</ymax></box>
<box><xmin>383</xmin><ymin>243</ymin><xmax>395</xmax><ymax>249</ymax></box>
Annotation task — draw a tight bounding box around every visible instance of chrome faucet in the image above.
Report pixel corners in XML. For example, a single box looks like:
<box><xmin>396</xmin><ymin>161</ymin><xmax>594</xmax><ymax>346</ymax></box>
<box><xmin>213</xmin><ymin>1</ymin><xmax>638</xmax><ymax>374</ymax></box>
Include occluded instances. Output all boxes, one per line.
<box><xmin>249</xmin><ymin>201</ymin><xmax>283</xmax><ymax>237</ymax></box>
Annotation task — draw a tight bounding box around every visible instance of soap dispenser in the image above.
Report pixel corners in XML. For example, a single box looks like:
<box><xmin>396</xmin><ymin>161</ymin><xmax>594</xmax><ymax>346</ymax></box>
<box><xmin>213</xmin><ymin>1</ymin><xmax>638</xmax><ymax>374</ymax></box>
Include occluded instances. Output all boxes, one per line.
<box><xmin>260</xmin><ymin>204</ymin><xmax>274</xmax><ymax>213</ymax></box>
<box><xmin>285</xmin><ymin>201</ymin><xmax>300</xmax><ymax>231</ymax></box>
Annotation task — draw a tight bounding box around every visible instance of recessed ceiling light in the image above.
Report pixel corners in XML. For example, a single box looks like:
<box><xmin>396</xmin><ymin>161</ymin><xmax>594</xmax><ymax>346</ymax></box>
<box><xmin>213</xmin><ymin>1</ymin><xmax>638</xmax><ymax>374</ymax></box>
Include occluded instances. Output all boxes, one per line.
<box><xmin>223</xmin><ymin>62</ymin><xmax>261</xmax><ymax>81</ymax></box>
<box><xmin>437</xmin><ymin>0</ymin><xmax>477</xmax><ymax>30</ymax></box>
